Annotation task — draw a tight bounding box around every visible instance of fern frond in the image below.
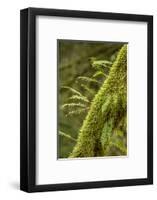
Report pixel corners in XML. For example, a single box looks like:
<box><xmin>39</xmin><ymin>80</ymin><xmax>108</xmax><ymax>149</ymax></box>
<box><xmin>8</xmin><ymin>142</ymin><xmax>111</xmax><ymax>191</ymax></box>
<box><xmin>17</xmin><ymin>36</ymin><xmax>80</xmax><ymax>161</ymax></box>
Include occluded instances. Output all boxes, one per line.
<box><xmin>77</xmin><ymin>76</ymin><xmax>100</xmax><ymax>84</ymax></box>
<box><xmin>65</xmin><ymin>107</ymin><xmax>89</xmax><ymax>117</ymax></box>
<box><xmin>69</xmin><ymin>95</ymin><xmax>89</xmax><ymax>103</ymax></box>
<box><xmin>61</xmin><ymin>103</ymin><xmax>87</xmax><ymax>110</ymax></box>
<box><xmin>100</xmin><ymin>119</ymin><xmax>113</xmax><ymax>149</ymax></box>
<box><xmin>91</xmin><ymin>60</ymin><xmax>112</xmax><ymax>70</ymax></box>
<box><xmin>59</xmin><ymin>131</ymin><xmax>77</xmax><ymax>142</ymax></box>
<box><xmin>93</xmin><ymin>71</ymin><xmax>107</xmax><ymax>78</ymax></box>
<box><xmin>61</xmin><ymin>86</ymin><xmax>83</xmax><ymax>97</ymax></box>
<box><xmin>101</xmin><ymin>96</ymin><xmax>112</xmax><ymax>113</ymax></box>
<box><xmin>80</xmin><ymin>84</ymin><xmax>95</xmax><ymax>96</ymax></box>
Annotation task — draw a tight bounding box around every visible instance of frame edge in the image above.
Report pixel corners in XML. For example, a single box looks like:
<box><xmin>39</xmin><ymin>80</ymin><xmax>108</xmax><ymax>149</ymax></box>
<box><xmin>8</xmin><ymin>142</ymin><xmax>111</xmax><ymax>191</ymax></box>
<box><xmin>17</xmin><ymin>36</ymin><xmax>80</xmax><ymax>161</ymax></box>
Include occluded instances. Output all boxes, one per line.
<box><xmin>20</xmin><ymin>8</ymin><xmax>30</xmax><ymax>192</ymax></box>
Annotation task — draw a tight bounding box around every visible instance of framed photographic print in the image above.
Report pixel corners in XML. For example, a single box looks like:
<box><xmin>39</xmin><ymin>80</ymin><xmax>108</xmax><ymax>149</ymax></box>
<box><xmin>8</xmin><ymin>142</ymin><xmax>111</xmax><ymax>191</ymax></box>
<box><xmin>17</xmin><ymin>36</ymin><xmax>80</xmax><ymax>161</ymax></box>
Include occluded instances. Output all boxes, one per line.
<box><xmin>20</xmin><ymin>7</ymin><xmax>153</xmax><ymax>192</ymax></box>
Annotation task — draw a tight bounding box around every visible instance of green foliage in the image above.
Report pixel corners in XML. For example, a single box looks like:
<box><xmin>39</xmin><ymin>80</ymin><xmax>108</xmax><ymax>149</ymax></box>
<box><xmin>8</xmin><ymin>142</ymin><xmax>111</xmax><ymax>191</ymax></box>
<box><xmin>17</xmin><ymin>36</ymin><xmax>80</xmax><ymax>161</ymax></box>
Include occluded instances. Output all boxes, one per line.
<box><xmin>65</xmin><ymin>108</ymin><xmax>89</xmax><ymax>117</ymax></box>
<box><xmin>61</xmin><ymin>85</ymin><xmax>90</xmax><ymax>119</ymax></box>
<box><xmin>69</xmin><ymin>45</ymin><xmax>127</xmax><ymax>158</ymax></box>
<box><xmin>93</xmin><ymin>71</ymin><xmax>106</xmax><ymax>78</ymax></box>
<box><xmin>101</xmin><ymin>96</ymin><xmax>112</xmax><ymax>113</ymax></box>
<box><xmin>69</xmin><ymin>95</ymin><xmax>89</xmax><ymax>103</ymax></box>
<box><xmin>80</xmin><ymin>84</ymin><xmax>95</xmax><ymax>96</ymax></box>
<box><xmin>61</xmin><ymin>103</ymin><xmax>87</xmax><ymax>109</ymax></box>
<box><xmin>61</xmin><ymin>86</ymin><xmax>90</xmax><ymax>118</ymax></box>
<box><xmin>59</xmin><ymin>131</ymin><xmax>77</xmax><ymax>142</ymax></box>
<box><xmin>100</xmin><ymin>119</ymin><xmax>113</xmax><ymax>150</ymax></box>
<box><xmin>58</xmin><ymin>40</ymin><xmax>126</xmax><ymax>158</ymax></box>
<box><xmin>91</xmin><ymin>60</ymin><xmax>112</xmax><ymax>70</ymax></box>
<box><xmin>77</xmin><ymin>76</ymin><xmax>101</xmax><ymax>84</ymax></box>
<box><xmin>61</xmin><ymin>86</ymin><xmax>83</xmax><ymax>97</ymax></box>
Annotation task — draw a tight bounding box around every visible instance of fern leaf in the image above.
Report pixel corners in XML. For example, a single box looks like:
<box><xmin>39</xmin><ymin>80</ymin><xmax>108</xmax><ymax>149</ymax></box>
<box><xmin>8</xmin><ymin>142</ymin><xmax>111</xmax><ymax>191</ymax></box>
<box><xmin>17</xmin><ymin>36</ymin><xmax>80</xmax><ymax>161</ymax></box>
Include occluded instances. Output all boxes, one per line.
<box><xmin>93</xmin><ymin>71</ymin><xmax>107</xmax><ymax>78</ymax></box>
<box><xmin>101</xmin><ymin>119</ymin><xmax>113</xmax><ymax>149</ymax></box>
<box><xmin>59</xmin><ymin>131</ymin><xmax>77</xmax><ymax>142</ymax></box>
<box><xmin>61</xmin><ymin>86</ymin><xmax>83</xmax><ymax>97</ymax></box>
<box><xmin>80</xmin><ymin>84</ymin><xmax>95</xmax><ymax>96</ymax></box>
<box><xmin>61</xmin><ymin>103</ymin><xmax>87</xmax><ymax>110</ymax></box>
<box><xmin>65</xmin><ymin>107</ymin><xmax>89</xmax><ymax>117</ymax></box>
<box><xmin>77</xmin><ymin>76</ymin><xmax>100</xmax><ymax>84</ymax></box>
<box><xmin>101</xmin><ymin>96</ymin><xmax>112</xmax><ymax>113</ymax></box>
<box><xmin>92</xmin><ymin>60</ymin><xmax>112</xmax><ymax>70</ymax></box>
<box><xmin>69</xmin><ymin>95</ymin><xmax>89</xmax><ymax>103</ymax></box>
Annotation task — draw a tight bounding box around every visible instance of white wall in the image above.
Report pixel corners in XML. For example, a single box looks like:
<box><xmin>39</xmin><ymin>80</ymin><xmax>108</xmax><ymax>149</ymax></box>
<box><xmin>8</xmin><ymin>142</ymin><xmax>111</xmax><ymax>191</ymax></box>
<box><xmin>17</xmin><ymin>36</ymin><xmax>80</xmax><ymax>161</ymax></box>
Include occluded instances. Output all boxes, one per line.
<box><xmin>0</xmin><ymin>0</ymin><xmax>156</xmax><ymax>199</ymax></box>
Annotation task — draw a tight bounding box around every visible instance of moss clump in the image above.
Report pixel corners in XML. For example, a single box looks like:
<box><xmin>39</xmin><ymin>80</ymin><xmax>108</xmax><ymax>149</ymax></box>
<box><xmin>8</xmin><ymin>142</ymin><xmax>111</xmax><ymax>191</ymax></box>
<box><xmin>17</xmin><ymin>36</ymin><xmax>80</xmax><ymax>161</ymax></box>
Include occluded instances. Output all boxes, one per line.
<box><xmin>69</xmin><ymin>45</ymin><xmax>127</xmax><ymax>158</ymax></box>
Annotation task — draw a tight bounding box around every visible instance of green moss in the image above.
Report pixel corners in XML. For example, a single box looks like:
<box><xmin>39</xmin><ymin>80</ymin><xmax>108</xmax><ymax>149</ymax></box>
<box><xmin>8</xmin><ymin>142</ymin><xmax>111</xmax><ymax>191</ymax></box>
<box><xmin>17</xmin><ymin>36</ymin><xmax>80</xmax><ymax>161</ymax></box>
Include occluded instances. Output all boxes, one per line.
<box><xmin>69</xmin><ymin>45</ymin><xmax>127</xmax><ymax>158</ymax></box>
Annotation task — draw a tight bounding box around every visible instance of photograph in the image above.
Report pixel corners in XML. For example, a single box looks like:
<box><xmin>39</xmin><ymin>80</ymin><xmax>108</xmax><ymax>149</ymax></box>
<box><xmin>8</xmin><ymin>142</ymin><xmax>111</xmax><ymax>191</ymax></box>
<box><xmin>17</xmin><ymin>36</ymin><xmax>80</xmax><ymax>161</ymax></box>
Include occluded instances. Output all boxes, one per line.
<box><xmin>58</xmin><ymin>40</ymin><xmax>127</xmax><ymax>159</ymax></box>
<box><xmin>20</xmin><ymin>8</ymin><xmax>153</xmax><ymax>192</ymax></box>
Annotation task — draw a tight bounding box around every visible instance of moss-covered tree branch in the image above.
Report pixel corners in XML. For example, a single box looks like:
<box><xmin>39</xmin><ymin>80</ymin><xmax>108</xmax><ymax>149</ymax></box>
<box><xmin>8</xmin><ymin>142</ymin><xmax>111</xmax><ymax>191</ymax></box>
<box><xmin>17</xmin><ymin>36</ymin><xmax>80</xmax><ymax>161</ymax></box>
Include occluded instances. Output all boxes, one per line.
<box><xmin>69</xmin><ymin>45</ymin><xmax>127</xmax><ymax>158</ymax></box>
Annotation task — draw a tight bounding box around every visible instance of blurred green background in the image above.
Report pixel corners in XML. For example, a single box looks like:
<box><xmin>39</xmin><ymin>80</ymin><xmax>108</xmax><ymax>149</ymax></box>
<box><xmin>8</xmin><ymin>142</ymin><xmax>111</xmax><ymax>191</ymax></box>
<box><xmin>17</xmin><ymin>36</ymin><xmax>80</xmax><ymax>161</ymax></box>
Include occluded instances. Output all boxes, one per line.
<box><xmin>58</xmin><ymin>40</ymin><xmax>124</xmax><ymax>158</ymax></box>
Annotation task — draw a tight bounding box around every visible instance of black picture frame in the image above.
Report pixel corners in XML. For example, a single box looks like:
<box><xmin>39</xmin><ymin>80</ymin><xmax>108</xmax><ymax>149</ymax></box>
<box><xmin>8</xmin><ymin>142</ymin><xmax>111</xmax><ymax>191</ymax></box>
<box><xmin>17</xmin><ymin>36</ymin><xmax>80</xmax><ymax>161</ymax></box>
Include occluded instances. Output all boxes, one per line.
<box><xmin>20</xmin><ymin>7</ymin><xmax>153</xmax><ymax>193</ymax></box>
